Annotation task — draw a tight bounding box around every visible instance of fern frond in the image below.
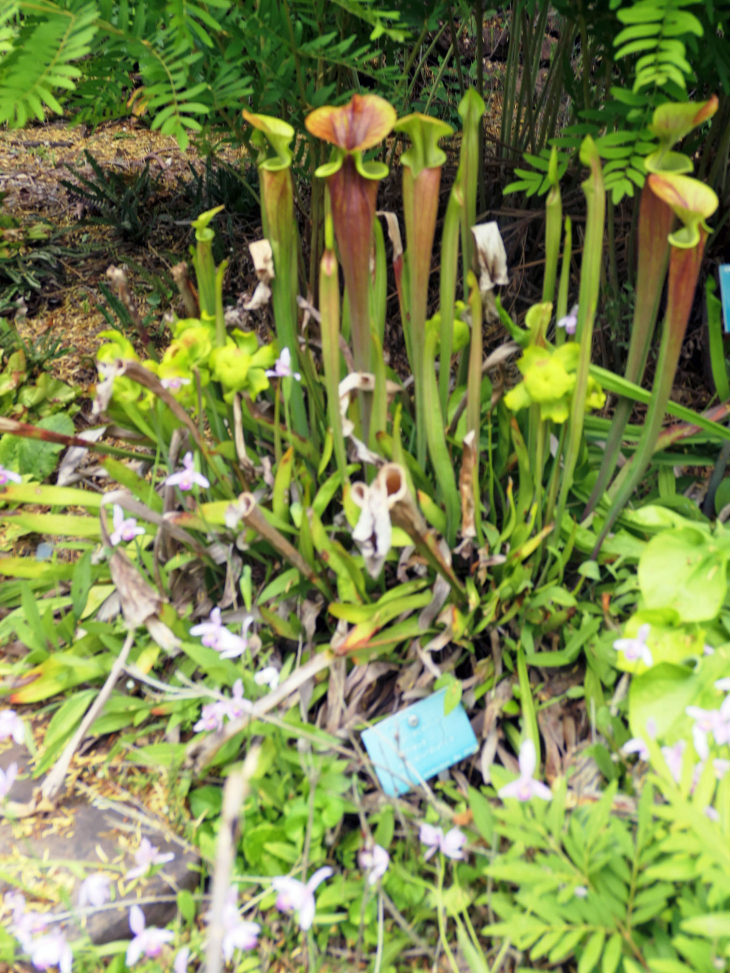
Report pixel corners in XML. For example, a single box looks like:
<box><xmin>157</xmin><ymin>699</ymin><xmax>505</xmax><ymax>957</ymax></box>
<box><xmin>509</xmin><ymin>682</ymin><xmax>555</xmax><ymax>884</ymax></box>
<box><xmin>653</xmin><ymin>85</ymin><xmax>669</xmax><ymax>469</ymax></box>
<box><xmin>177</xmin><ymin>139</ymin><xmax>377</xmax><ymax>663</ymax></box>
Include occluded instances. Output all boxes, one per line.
<box><xmin>0</xmin><ymin>1</ymin><xmax>98</xmax><ymax>125</ymax></box>
<box><xmin>614</xmin><ymin>0</ymin><xmax>703</xmax><ymax>90</ymax></box>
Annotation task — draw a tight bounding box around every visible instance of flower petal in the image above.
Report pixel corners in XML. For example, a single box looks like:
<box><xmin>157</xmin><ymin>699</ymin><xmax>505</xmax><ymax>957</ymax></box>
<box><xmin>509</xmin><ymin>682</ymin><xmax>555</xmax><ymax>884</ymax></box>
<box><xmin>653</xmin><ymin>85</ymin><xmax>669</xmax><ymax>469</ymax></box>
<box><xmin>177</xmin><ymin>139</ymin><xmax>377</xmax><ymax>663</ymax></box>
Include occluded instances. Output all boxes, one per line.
<box><xmin>518</xmin><ymin>739</ymin><xmax>537</xmax><ymax>779</ymax></box>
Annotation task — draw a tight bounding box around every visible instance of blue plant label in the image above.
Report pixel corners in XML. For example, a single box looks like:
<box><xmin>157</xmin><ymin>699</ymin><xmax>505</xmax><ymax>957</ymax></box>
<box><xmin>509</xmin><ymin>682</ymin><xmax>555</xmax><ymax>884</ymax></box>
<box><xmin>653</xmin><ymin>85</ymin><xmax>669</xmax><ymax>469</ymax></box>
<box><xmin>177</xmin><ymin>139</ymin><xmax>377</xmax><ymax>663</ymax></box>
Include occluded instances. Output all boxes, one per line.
<box><xmin>361</xmin><ymin>688</ymin><xmax>479</xmax><ymax>797</ymax></box>
<box><xmin>720</xmin><ymin>265</ymin><xmax>730</xmax><ymax>334</ymax></box>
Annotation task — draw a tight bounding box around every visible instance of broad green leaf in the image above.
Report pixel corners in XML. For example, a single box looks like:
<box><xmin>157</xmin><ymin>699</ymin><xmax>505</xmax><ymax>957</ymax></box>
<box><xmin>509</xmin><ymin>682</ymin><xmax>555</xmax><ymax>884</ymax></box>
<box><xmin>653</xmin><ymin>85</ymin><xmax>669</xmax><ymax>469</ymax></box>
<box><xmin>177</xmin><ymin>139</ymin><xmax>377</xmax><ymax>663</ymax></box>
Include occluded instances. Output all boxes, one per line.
<box><xmin>579</xmin><ymin>931</ymin><xmax>606</xmax><ymax>973</ymax></box>
<box><xmin>71</xmin><ymin>551</ymin><xmax>92</xmax><ymax>621</ymax></box>
<box><xmin>0</xmin><ymin>483</ymin><xmax>103</xmax><ymax>509</ymax></box>
<box><xmin>614</xmin><ymin>611</ymin><xmax>704</xmax><ymax>674</ymax></box>
<box><xmin>468</xmin><ymin>787</ymin><xmax>495</xmax><ymax>843</ymax></box>
<box><xmin>177</xmin><ymin>890</ymin><xmax>196</xmax><ymax>924</ymax></box>
<box><xmin>602</xmin><ymin>933</ymin><xmax>623</xmax><ymax>973</ymax></box>
<box><xmin>680</xmin><ymin>913</ymin><xmax>730</xmax><ymax>937</ymax></box>
<box><xmin>0</xmin><ymin>511</ymin><xmax>100</xmax><ymax>538</ymax></box>
<box><xmin>638</xmin><ymin>526</ymin><xmax>730</xmax><ymax>623</ymax></box>
<box><xmin>443</xmin><ymin>677</ymin><xmax>463</xmax><ymax>716</ymax></box>
<box><xmin>35</xmin><ymin>690</ymin><xmax>96</xmax><ymax>775</ymax></box>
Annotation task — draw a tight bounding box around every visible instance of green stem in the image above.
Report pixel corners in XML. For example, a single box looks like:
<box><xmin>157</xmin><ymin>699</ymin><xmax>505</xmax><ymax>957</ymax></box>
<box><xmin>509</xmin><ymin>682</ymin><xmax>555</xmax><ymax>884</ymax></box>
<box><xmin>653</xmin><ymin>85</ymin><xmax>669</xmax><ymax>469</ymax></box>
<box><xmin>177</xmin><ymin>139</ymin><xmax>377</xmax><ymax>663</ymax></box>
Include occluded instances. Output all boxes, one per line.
<box><xmin>554</xmin><ymin>138</ymin><xmax>605</xmax><ymax>537</ymax></box>
<box><xmin>436</xmin><ymin>858</ymin><xmax>460</xmax><ymax>973</ymax></box>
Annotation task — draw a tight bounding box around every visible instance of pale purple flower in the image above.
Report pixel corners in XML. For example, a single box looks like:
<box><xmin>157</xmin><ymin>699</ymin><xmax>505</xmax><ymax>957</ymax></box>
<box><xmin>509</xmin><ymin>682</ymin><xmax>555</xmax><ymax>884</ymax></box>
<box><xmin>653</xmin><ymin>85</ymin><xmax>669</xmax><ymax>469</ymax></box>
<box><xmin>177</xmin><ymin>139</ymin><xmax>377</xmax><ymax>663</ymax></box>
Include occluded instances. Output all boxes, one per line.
<box><xmin>419</xmin><ymin>823</ymin><xmax>468</xmax><ymax>860</ymax></box>
<box><xmin>419</xmin><ymin>823</ymin><xmax>443</xmax><ymax>861</ymax></box>
<box><xmin>160</xmin><ymin>376</ymin><xmax>191</xmax><ymax>392</ymax></box>
<box><xmin>621</xmin><ymin>738</ymin><xmax>650</xmax><ymax>762</ymax></box>
<box><xmin>557</xmin><ymin>303</ymin><xmax>578</xmax><ymax>335</ymax></box>
<box><xmin>613</xmin><ymin>623</ymin><xmax>653</xmax><ymax>667</ymax></box>
<box><xmin>498</xmin><ymin>739</ymin><xmax>553</xmax><ymax>802</ymax></box>
<box><xmin>661</xmin><ymin>740</ymin><xmax>686</xmax><ymax>783</ymax></box>
<box><xmin>266</xmin><ymin>347</ymin><xmax>301</xmax><ymax>381</ymax></box>
<box><xmin>193</xmin><ymin>681</ymin><xmax>252</xmax><ymax>733</ymax></box>
<box><xmin>686</xmin><ymin>704</ymin><xmax>730</xmax><ymax>756</ymax></box>
<box><xmin>714</xmin><ymin>758</ymin><xmax>730</xmax><ymax>779</ymax></box>
<box><xmin>110</xmin><ymin>504</ymin><xmax>145</xmax><ymax>546</ymax></box>
<box><xmin>173</xmin><ymin>947</ymin><xmax>190</xmax><ymax>973</ymax></box>
<box><xmin>218</xmin><ymin>887</ymin><xmax>260</xmax><ymax>961</ymax></box>
<box><xmin>358</xmin><ymin>844</ymin><xmax>390</xmax><ymax>885</ymax></box>
<box><xmin>441</xmin><ymin>827</ymin><xmax>468</xmax><ymax>860</ymax></box>
<box><xmin>0</xmin><ymin>709</ymin><xmax>25</xmax><ymax>745</ymax></box>
<box><xmin>5</xmin><ymin>891</ymin><xmax>26</xmax><ymax>923</ymax></box>
<box><xmin>126</xmin><ymin>905</ymin><xmax>174</xmax><ymax>966</ymax></box>
<box><xmin>719</xmin><ymin>696</ymin><xmax>730</xmax><ymax>745</ymax></box>
<box><xmin>124</xmin><ymin>837</ymin><xmax>175</xmax><ymax>880</ymax></box>
<box><xmin>705</xmin><ymin>806</ymin><xmax>720</xmax><ymax>822</ymax></box>
<box><xmin>223</xmin><ymin>679</ymin><xmax>253</xmax><ymax>719</ymax></box>
<box><xmin>193</xmin><ymin>701</ymin><xmax>227</xmax><ymax>734</ymax></box>
<box><xmin>272</xmin><ymin>866</ymin><xmax>333</xmax><ymax>931</ymax></box>
<box><xmin>29</xmin><ymin>932</ymin><xmax>73</xmax><ymax>973</ymax></box>
<box><xmin>715</xmin><ymin>677</ymin><xmax>730</xmax><ymax>692</ymax></box>
<box><xmin>254</xmin><ymin>666</ymin><xmax>280</xmax><ymax>691</ymax></box>
<box><xmin>574</xmin><ymin>886</ymin><xmax>588</xmax><ymax>898</ymax></box>
<box><xmin>0</xmin><ymin>464</ymin><xmax>22</xmax><ymax>486</ymax></box>
<box><xmin>165</xmin><ymin>452</ymin><xmax>210</xmax><ymax>491</ymax></box>
<box><xmin>704</xmin><ymin>645</ymin><xmax>716</xmax><ymax>655</ymax></box>
<box><xmin>190</xmin><ymin>608</ymin><xmax>252</xmax><ymax>660</ymax></box>
<box><xmin>0</xmin><ymin>762</ymin><xmax>17</xmax><ymax>800</ymax></box>
<box><xmin>77</xmin><ymin>873</ymin><xmax>111</xmax><ymax>910</ymax></box>
<box><xmin>8</xmin><ymin>894</ymin><xmax>48</xmax><ymax>951</ymax></box>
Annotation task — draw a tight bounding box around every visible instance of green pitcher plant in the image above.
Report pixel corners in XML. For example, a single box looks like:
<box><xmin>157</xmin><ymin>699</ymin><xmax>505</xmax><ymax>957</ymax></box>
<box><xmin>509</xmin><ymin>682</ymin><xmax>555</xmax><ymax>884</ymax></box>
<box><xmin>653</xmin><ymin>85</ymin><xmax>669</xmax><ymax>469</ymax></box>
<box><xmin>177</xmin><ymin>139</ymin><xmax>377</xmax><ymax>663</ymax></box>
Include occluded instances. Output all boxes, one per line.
<box><xmin>3</xmin><ymin>91</ymin><xmax>730</xmax><ymax>686</ymax></box>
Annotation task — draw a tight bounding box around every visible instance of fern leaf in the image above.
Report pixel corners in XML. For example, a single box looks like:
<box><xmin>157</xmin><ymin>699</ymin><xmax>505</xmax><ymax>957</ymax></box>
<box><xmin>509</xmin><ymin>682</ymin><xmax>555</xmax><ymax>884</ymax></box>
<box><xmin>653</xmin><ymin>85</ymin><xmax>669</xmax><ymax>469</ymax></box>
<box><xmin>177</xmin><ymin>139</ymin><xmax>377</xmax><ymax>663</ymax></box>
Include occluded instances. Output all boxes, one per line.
<box><xmin>0</xmin><ymin>2</ymin><xmax>98</xmax><ymax>125</ymax></box>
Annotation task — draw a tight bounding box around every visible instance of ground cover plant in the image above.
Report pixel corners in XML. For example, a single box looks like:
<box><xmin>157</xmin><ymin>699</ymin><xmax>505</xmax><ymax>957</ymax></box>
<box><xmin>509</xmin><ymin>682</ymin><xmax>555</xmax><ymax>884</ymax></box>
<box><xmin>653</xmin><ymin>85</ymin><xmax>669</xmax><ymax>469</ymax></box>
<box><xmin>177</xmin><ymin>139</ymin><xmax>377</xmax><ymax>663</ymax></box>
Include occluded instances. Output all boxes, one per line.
<box><xmin>2</xmin><ymin>5</ymin><xmax>730</xmax><ymax>970</ymax></box>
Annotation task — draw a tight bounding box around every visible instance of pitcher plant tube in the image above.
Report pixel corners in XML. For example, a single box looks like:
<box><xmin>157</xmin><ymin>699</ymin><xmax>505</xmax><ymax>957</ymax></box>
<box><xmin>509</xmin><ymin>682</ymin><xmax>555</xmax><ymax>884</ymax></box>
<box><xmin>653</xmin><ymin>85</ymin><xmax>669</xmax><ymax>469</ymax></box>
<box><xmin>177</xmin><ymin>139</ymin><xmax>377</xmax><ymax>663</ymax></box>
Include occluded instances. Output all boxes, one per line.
<box><xmin>243</xmin><ymin>110</ymin><xmax>307</xmax><ymax>437</ymax></box>
<box><xmin>305</xmin><ymin>94</ymin><xmax>396</xmax><ymax>442</ymax></box>
<box><xmin>594</xmin><ymin>170</ymin><xmax>719</xmax><ymax>554</ymax></box>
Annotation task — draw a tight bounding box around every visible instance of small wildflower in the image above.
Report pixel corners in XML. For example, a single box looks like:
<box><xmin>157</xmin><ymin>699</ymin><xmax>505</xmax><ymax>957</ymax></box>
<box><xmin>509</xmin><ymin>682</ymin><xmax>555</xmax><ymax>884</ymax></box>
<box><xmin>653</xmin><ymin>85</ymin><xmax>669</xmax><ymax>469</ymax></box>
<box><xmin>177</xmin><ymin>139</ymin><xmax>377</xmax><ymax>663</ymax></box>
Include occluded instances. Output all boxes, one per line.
<box><xmin>77</xmin><ymin>873</ymin><xmax>111</xmax><ymax>910</ymax></box>
<box><xmin>715</xmin><ymin>677</ymin><xmax>730</xmax><ymax>692</ymax></box>
<box><xmin>613</xmin><ymin>623</ymin><xmax>653</xmax><ymax>667</ymax></box>
<box><xmin>160</xmin><ymin>376</ymin><xmax>191</xmax><ymax>391</ymax></box>
<box><xmin>173</xmin><ymin>947</ymin><xmax>190</xmax><ymax>973</ymax></box>
<box><xmin>621</xmin><ymin>738</ymin><xmax>650</xmax><ymax>762</ymax></box>
<box><xmin>661</xmin><ymin>741</ymin><xmax>686</xmax><ymax>783</ymax></box>
<box><xmin>29</xmin><ymin>931</ymin><xmax>73</xmax><ymax>973</ymax></box>
<box><xmin>557</xmin><ymin>303</ymin><xmax>579</xmax><ymax>335</ymax></box>
<box><xmin>126</xmin><ymin>906</ymin><xmax>174</xmax><ymax>966</ymax></box>
<box><xmin>0</xmin><ymin>464</ymin><xmax>22</xmax><ymax>486</ymax></box>
<box><xmin>8</xmin><ymin>895</ymin><xmax>48</xmax><ymax>951</ymax></box>
<box><xmin>193</xmin><ymin>702</ymin><xmax>227</xmax><ymax>734</ymax></box>
<box><xmin>0</xmin><ymin>762</ymin><xmax>17</xmax><ymax>801</ymax></box>
<box><xmin>109</xmin><ymin>504</ymin><xmax>145</xmax><ymax>546</ymax></box>
<box><xmin>713</xmin><ymin>759</ymin><xmax>730</xmax><ymax>779</ymax></box>
<box><xmin>217</xmin><ymin>887</ymin><xmax>260</xmax><ymax>961</ymax></box>
<box><xmin>190</xmin><ymin>608</ymin><xmax>252</xmax><ymax>660</ymax></box>
<box><xmin>498</xmin><ymin>740</ymin><xmax>553</xmax><ymax>802</ymax></box>
<box><xmin>0</xmin><ymin>710</ymin><xmax>24</xmax><ymax>745</ymax></box>
<box><xmin>224</xmin><ymin>679</ymin><xmax>253</xmax><ymax>719</ymax></box>
<box><xmin>272</xmin><ymin>867</ymin><xmax>333</xmax><ymax>931</ymax></box>
<box><xmin>194</xmin><ymin>681</ymin><xmax>252</xmax><ymax>733</ymax></box>
<box><xmin>686</xmin><ymin>704</ymin><xmax>730</xmax><ymax>756</ymax></box>
<box><xmin>165</xmin><ymin>452</ymin><xmax>210</xmax><ymax>491</ymax></box>
<box><xmin>705</xmin><ymin>806</ymin><xmax>720</xmax><ymax>822</ymax></box>
<box><xmin>266</xmin><ymin>347</ymin><xmax>301</xmax><ymax>381</ymax></box>
<box><xmin>419</xmin><ymin>824</ymin><xmax>468</xmax><ymax>861</ymax></box>
<box><xmin>254</xmin><ymin>666</ymin><xmax>280</xmax><ymax>691</ymax></box>
<box><xmin>574</xmin><ymin>886</ymin><xmax>588</xmax><ymax>898</ymax></box>
<box><xmin>358</xmin><ymin>844</ymin><xmax>390</xmax><ymax>885</ymax></box>
<box><xmin>124</xmin><ymin>837</ymin><xmax>175</xmax><ymax>880</ymax></box>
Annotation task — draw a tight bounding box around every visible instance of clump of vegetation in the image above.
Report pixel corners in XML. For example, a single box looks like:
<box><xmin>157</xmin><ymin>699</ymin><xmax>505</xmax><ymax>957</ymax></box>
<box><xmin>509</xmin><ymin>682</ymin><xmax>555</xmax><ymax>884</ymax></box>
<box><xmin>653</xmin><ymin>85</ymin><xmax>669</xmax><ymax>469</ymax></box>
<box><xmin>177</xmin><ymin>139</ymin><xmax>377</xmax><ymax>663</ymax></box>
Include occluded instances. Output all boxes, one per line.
<box><xmin>0</xmin><ymin>85</ymin><xmax>728</xmax><ymax>973</ymax></box>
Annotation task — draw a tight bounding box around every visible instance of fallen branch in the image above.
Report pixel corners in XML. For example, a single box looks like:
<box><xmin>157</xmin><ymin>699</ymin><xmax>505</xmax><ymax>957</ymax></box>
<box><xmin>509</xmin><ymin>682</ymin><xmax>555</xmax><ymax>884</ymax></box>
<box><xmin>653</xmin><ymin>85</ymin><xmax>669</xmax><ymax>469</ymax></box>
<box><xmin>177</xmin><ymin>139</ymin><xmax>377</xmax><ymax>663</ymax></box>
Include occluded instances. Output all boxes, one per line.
<box><xmin>41</xmin><ymin>630</ymin><xmax>135</xmax><ymax>801</ymax></box>
<box><xmin>204</xmin><ymin>745</ymin><xmax>261</xmax><ymax>973</ymax></box>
